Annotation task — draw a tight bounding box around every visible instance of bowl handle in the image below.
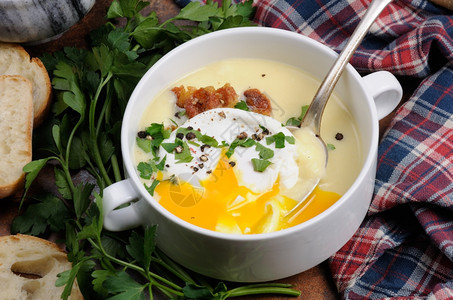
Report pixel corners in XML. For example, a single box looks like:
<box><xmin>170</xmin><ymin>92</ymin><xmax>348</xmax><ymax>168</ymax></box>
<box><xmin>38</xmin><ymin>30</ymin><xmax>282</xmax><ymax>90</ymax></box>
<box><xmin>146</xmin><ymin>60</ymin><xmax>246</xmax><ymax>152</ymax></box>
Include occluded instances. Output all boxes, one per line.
<box><xmin>103</xmin><ymin>179</ymin><xmax>143</xmax><ymax>231</ymax></box>
<box><xmin>362</xmin><ymin>71</ymin><xmax>403</xmax><ymax>120</ymax></box>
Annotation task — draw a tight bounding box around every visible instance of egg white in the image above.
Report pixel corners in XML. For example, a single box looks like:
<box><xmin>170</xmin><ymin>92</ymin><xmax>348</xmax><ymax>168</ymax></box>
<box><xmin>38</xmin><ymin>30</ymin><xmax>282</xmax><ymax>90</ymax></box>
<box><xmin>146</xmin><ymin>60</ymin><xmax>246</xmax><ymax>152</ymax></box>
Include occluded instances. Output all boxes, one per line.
<box><xmin>160</xmin><ymin>108</ymin><xmax>300</xmax><ymax>194</ymax></box>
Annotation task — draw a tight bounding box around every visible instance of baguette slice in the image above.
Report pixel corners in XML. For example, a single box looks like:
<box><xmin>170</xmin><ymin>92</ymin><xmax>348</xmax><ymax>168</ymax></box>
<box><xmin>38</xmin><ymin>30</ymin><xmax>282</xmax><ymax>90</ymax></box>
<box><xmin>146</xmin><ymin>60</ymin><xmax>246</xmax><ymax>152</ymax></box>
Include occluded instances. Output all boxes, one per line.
<box><xmin>0</xmin><ymin>75</ymin><xmax>33</xmax><ymax>199</ymax></box>
<box><xmin>0</xmin><ymin>234</ymin><xmax>83</xmax><ymax>300</ymax></box>
<box><xmin>0</xmin><ymin>42</ymin><xmax>52</xmax><ymax>126</ymax></box>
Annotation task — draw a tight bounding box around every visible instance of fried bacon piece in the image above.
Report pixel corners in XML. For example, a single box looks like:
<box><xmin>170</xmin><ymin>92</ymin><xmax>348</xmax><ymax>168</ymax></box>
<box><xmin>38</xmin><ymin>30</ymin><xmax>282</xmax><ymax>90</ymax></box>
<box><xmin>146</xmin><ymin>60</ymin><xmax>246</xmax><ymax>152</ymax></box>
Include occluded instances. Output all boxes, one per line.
<box><xmin>243</xmin><ymin>88</ymin><xmax>272</xmax><ymax>116</ymax></box>
<box><xmin>172</xmin><ymin>83</ymin><xmax>239</xmax><ymax>118</ymax></box>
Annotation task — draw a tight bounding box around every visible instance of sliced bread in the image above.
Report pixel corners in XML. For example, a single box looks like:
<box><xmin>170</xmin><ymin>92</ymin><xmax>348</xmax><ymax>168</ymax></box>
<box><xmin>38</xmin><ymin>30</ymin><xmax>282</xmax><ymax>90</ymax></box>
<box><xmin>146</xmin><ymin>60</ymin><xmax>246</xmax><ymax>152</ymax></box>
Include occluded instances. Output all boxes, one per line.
<box><xmin>0</xmin><ymin>75</ymin><xmax>33</xmax><ymax>199</ymax></box>
<box><xmin>0</xmin><ymin>234</ymin><xmax>83</xmax><ymax>300</ymax></box>
<box><xmin>0</xmin><ymin>42</ymin><xmax>51</xmax><ymax>126</ymax></box>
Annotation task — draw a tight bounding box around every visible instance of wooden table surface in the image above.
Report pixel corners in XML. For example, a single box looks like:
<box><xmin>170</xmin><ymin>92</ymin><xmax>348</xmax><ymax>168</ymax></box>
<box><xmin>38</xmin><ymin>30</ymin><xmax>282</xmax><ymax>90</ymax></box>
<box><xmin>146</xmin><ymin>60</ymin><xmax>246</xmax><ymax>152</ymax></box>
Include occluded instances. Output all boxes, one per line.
<box><xmin>1</xmin><ymin>0</ymin><xmax>418</xmax><ymax>299</ymax></box>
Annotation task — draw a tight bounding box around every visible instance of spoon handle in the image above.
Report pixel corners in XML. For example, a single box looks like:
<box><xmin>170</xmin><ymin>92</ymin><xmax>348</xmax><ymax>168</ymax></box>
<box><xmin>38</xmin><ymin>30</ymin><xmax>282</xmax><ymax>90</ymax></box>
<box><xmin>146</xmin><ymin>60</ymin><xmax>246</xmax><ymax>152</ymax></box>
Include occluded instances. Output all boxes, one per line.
<box><xmin>301</xmin><ymin>0</ymin><xmax>393</xmax><ymax>135</ymax></box>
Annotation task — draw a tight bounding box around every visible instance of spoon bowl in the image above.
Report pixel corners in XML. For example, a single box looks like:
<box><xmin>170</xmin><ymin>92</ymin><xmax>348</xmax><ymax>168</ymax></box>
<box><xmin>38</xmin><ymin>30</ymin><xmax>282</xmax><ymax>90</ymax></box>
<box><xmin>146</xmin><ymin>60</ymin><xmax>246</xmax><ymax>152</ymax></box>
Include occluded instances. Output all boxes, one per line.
<box><xmin>285</xmin><ymin>0</ymin><xmax>394</xmax><ymax>216</ymax></box>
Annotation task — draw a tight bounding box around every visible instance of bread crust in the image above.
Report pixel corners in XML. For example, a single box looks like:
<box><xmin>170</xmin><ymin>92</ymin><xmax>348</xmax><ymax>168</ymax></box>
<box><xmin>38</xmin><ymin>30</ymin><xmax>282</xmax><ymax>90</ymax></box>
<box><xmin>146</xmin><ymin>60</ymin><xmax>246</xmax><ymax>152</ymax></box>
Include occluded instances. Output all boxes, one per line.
<box><xmin>30</xmin><ymin>56</ymin><xmax>52</xmax><ymax>126</ymax></box>
<box><xmin>0</xmin><ymin>170</ymin><xmax>27</xmax><ymax>199</ymax></box>
<box><xmin>0</xmin><ymin>42</ymin><xmax>52</xmax><ymax>127</ymax></box>
<box><xmin>0</xmin><ymin>234</ymin><xmax>84</xmax><ymax>300</ymax></box>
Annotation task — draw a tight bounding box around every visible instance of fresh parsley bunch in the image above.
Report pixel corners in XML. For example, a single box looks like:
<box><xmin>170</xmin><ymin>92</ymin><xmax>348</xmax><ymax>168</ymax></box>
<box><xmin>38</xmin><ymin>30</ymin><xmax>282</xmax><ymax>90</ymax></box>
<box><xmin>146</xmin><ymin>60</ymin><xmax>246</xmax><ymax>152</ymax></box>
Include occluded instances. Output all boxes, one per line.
<box><xmin>11</xmin><ymin>0</ymin><xmax>301</xmax><ymax>299</ymax></box>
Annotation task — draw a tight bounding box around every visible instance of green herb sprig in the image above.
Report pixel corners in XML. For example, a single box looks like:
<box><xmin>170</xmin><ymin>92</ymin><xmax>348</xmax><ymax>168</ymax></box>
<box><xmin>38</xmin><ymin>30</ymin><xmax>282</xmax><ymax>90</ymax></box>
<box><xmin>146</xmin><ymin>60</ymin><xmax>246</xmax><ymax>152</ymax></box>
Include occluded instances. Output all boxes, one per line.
<box><xmin>12</xmin><ymin>0</ymin><xmax>300</xmax><ymax>299</ymax></box>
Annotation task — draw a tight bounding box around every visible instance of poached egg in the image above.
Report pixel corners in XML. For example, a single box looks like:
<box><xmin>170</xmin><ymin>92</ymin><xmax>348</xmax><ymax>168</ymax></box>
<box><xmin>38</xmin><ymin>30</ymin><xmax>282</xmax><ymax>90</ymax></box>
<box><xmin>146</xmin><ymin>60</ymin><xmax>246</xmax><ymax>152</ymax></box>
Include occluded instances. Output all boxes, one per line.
<box><xmin>153</xmin><ymin>108</ymin><xmax>338</xmax><ymax>234</ymax></box>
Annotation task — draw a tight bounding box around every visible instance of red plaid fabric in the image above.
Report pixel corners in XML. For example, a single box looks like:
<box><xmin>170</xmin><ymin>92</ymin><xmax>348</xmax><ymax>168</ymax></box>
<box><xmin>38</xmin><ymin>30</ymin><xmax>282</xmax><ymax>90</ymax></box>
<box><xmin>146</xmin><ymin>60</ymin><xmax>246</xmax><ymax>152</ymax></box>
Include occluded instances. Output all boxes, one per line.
<box><xmin>252</xmin><ymin>0</ymin><xmax>453</xmax><ymax>77</ymax></box>
<box><xmin>175</xmin><ymin>0</ymin><xmax>453</xmax><ymax>298</ymax></box>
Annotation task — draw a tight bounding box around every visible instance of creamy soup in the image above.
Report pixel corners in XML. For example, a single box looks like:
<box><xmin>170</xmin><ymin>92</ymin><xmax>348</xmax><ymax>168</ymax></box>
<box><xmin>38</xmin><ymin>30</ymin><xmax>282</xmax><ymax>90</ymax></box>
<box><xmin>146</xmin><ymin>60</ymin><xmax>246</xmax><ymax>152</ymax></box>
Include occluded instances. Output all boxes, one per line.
<box><xmin>134</xmin><ymin>58</ymin><xmax>362</xmax><ymax>234</ymax></box>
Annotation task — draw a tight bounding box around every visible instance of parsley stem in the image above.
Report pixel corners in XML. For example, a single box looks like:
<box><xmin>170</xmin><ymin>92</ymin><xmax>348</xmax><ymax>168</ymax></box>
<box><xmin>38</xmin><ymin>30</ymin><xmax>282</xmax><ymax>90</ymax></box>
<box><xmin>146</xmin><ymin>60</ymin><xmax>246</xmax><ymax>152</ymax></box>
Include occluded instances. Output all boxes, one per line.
<box><xmin>111</xmin><ymin>154</ymin><xmax>122</xmax><ymax>182</ymax></box>
<box><xmin>89</xmin><ymin>72</ymin><xmax>114</xmax><ymax>187</ymax></box>
<box><xmin>60</xmin><ymin>158</ymin><xmax>76</xmax><ymax>197</ymax></box>
<box><xmin>153</xmin><ymin>249</ymin><xmax>196</xmax><ymax>284</ymax></box>
<box><xmin>63</xmin><ymin>116</ymin><xmax>85</xmax><ymax>195</ymax></box>
<box><xmin>83</xmin><ymin>155</ymin><xmax>104</xmax><ymax>185</ymax></box>
<box><xmin>95</xmin><ymin>80</ymin><xmax>110</xmax><ymax>137</ymax></box>
<box><xmin>150</xmin><ymin>281</ymin><xmax>184</xmax><ymax>297</ymax></box>
<box><xmin>149</xmin><ymin>284</ymin><xmax>154</xmax><ymax>300</ymax></box>
<box><xmin>83</xmin><ymin>230</ymin><xmax>184</xmax><ymax>296</ymax></box>
<box><xmin>226</xmin><ymin>284</ymin><xmax>301</xmax><ymax>298</ymax></box>
<box><xmin>93</xmin><ymin>238</ymin><xmax>145</xmax><ymax>274</ymax></box>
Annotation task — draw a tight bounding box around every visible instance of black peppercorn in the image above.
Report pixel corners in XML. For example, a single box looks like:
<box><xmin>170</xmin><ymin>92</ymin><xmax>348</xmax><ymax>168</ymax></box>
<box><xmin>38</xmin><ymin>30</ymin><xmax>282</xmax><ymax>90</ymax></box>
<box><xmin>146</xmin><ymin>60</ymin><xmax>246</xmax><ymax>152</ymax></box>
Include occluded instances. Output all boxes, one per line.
<box><xmin>137</xmin><ymin>131</ymin><xmax>147</xmax><ymax>138</ymax></box>
<box><xmin>186</xmin><ymin>132</ymin><xmax>196</xmax><ymax>140</ymax></box>
<box><xmin>200</xmin><ymin>144</ymin><xmax>211</xmax><ymax>152</ymax></box>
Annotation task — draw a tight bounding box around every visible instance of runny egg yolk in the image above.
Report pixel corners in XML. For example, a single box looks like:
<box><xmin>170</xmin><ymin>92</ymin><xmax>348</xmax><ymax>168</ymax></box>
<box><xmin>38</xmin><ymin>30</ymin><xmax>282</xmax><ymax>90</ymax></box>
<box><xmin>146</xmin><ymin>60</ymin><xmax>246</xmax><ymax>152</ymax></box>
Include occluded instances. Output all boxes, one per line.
<box><xmin>155</xmin><ymin>155</ymin><xmax>341</xmax><ymax>234</ymax></box>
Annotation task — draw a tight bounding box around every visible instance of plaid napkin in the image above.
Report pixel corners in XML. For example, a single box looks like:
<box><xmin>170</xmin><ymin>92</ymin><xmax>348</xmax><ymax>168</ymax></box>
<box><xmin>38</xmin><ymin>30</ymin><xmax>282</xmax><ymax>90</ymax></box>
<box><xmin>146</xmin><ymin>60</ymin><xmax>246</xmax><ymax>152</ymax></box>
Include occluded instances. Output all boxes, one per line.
<box><xmin>176</xmin><ymin>0</ymin><xmax>453</xmax><ymax>298</ymax></box>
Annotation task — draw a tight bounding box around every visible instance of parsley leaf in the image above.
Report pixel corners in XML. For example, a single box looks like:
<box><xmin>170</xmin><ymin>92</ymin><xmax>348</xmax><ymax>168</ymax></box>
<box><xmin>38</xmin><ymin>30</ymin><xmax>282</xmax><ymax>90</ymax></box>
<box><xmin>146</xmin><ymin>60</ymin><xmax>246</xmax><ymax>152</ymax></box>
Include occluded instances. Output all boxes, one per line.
<box><xmin>126</xmin><ymin>226</ymin><xmax>156</xmax><ymax>271</ymax></box>
<box><xmin>183</xmin><ymin>283</ymin><xmax>216</xmax><ymax>298</ymax></box>
<box><xmin>266</xmin><ymin>132</ymin><xmax>295</xmax><ymax>148</ymax></box>
<box><xmin>103</xmin><ymin>270</ymin><xmax>146</xmax><ymax>299</ymax></box>
<box><xmin>225</xmin><ymin>138</ymin><xmax>255</xmax><ymax>158</ymax></box>
<box><xmin>107</xmin><ymin>0</ymin><xmax>149</xmax><ymax>19</ymax></box>
<box><xmin>175</xmin><ymin>141</ymin><xmax>193</xmax><ymax>163</ymax></box>
<box><xmin>11</xmin><ymin>193</ymin><xmax>70</xmax><ymax>235</ymax></box>
<box><xmin>255</xmin><ymin>143</ymin><xmax>274</xmax><ymax>160</ymax></box>
<box><xmin>234</xmin><ymin>100</ymin><xmax>250</xmax><ymax>111</ymax></box>
<box><xmin>136</xmin><ymin>137</ymin><xmax>152</xmax><ymax>153</ymax></box>
<box><xmin>137</xmin><ymin>161</ymin><xmax>155</xmax><ymax>179</ymax></box>
<box><xmin>137</xmin><ymin>156</ymin><xmax>166</xmax><ymax>179</ymax></box>
<box><xmin>161</xmin><ymin>139</ymin><xmax>194</xmax><ymax>163</ymax></box>
<box><xmin>145</xmin><ymin>123</ymin><xmax>172</xmax><ymax>155</ymax></box>
<box><xmin>177</xmin><ymin>2</ymin><xmax>220</xmax><ymax>22</ymax></box>
<box><xmin>285</xmin><ymin>105</ymin><xmax>309</xmax><ymax>127</ymax></box>
<box><xmin>145</xmin><ymin>180</ymin><xmax>160</xmax><ymax>196</ymax></box>
<box><xmin>176</xmin><ymin>127</ymin><xmax>219</xmax><ymax>147</ymax></box>
<box><xmin>161</xmin><ymin>140</ymin><xmax>182</xmax><ymax>153</ymax></box>
<box><xmin>252</xmin><ymin>158</ymin><xmax>272</xmax><ymax>172</ymax></box>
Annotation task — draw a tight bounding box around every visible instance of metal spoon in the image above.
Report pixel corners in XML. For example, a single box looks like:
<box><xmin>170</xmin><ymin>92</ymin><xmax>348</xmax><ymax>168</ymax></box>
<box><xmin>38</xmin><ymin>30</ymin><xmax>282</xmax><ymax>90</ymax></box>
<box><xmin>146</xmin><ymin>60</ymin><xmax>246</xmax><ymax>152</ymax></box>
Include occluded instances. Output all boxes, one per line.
<box><xmin>285</xmin><ymin>0</ymin><xmax>393</xmax><ymax>217</ymax></box>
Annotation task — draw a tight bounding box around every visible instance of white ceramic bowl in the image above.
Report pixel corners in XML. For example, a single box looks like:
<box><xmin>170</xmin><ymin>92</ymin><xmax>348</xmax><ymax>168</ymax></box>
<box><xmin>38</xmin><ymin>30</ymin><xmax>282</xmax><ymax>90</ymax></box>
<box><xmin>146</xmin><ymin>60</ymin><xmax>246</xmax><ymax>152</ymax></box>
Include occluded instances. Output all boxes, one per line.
<box><xmin>0</xmin><ymin>0</ymin><xmax>95</xmax><ymax>44</ymax></box>
<box><xmin>103</xmin><ymin>27</ymin><xmax>402</xmax><ymax>282</ymax></box>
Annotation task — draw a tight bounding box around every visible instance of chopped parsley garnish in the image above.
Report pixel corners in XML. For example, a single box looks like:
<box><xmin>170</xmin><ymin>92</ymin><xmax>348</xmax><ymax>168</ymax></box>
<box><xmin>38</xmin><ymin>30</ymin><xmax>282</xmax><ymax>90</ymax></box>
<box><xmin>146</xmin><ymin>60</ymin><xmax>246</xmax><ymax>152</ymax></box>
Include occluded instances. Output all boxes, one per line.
<box><xmin>225</xmin><ymin>138</ymin><xmax>274</xmax><ymax>172</ymax></box>
<box><xmin>137</xmin><ymin>162</ymin><xmax>155</xmax><ymax>179</ymax></box>
<box><xmin>285</xmin><ymin>105</ymin><xmax>309</xmax><ymax>127</ymax></box>
<box><xmin>144</xmin><ymin>180</ymin><xmax>160</xmax><ymax>196</ymax></box>
<box><xmin>161</xmin><ymin>140</ymin><xmax>182</xmax><ymax>153</ymax></box>
<box><xmin>225</xmin><ymin>137</ymin><xmax>255</xmax><ymax>158</ymax></box>
<box><xmin>138</xmin><ymin>123</ymin><xmax>172</xmax><ymax>155</ymax></box>
<box><xmin>156</xmin><ymin>155</ymin><xmax>167</xmax><ymax>170</ymax></box>
<box><xmin>137</xmin><ymin>156</ymin><xmax>166</xmax><ymax>180</ymax></box>
<box><xmin>327</xmin><ymin>143</ymin><xmax>336</xmax><ymax>151</ymax></box>
<box><xmin>162</xmin><ymin>140</ymin><xmax>193</xmax><ymax>163</ymax></box>
<box><xmin>176</xmin><ymin>127</ymin><xmax>219</xmax><ymax>147</ymax></box>
<box><xmin>255</xmin><ymin>143</ymin><xmax>274</xmax><ymax>160</ymax></box>
<box><xmin>175</xmin><ymin>141</ymin><xmax>194</xmax><ymax>163</ymax></box>
<box><xmin>136</xmin><ymin>137</ymin><xmax>152</xmax><ymax>153</ymax></box>
<box><xmin>259</xmin><ymin>125</ymin><xmax>270</xmax><ymax>134</ymax></box>
<box><xmin>252</xmin><ymin>158</ymin><xmax>272</xmax><ymax>172</ymax></box>
<box><xmin>188</xmin><ymin>140</ymin><xmax>201</xmax><ymax>147</ymax></box>
<box><xmin>234</xmin><ymin>100</ymin><xmax>250</xmax><ymax>111</ymax></box>
<box><xmin>266</xmin><ymin>132</ymin><xmax>295</xmax><ymax>148</ymax></box>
